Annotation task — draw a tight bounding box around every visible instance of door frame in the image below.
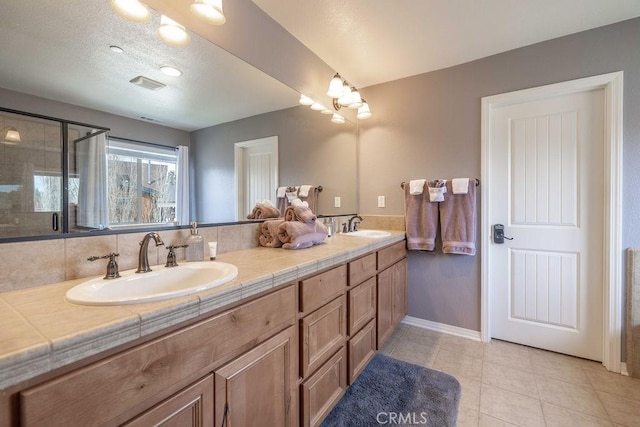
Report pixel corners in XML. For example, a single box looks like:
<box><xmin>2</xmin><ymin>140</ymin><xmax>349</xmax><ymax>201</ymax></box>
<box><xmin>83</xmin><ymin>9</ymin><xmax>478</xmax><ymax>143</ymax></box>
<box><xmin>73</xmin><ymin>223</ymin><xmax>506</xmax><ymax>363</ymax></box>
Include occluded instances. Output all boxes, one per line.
<box><xmin>234</xmin><ymin>136</ymin><xmax>278</xmax><ymax>220</ymax></box>
<box><xmin>480</xmin><ymin>72</ymin><xmax>624</xmax><ymax>372</ymax></box>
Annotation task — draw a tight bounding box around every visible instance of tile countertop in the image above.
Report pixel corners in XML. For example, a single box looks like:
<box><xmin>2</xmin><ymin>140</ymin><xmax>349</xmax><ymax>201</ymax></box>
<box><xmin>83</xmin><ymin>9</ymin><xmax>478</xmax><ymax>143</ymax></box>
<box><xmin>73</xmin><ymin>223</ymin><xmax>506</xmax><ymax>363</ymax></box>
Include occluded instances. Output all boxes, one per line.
<box><xmin>0</xmin><ymin>231</ymin><xmax>405</xmax><ymax>390</ymax></box>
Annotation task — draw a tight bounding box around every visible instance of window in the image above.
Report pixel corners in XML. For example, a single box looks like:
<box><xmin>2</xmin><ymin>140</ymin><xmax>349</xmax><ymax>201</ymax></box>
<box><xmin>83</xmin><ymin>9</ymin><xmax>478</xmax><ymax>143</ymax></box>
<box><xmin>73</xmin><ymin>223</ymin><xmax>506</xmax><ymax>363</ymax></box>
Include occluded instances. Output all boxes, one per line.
<box><xmin>107</xmin><ymin>139</ymin><xmax>177</xmax><ymax>226</ymax></box>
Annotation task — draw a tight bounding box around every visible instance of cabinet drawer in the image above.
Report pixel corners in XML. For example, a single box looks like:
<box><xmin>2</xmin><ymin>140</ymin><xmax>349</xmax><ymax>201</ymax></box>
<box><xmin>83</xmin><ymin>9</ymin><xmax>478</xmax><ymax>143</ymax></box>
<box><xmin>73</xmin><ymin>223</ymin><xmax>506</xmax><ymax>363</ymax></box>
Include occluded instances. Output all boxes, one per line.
<box><xmin>377</xmin><ymin>241</ymin><xmax>407</xmax><ymax>271</ymax></box>
<box><xmin>348</xmin><ymin>253</ymin><xmax>376</xmax><ymax>286</ymax></box>
<box><xmin>348</xmin><ymin>319</ymin><xmax>376</xmax><ymax>384</ymax></box>
<box><xmin>301</xmin><ymin>347</ymin><xmax>347</xmax><ymax>427</ymax></box>
<box><xmin>300</xmin><ymin>296</ymin><xmax>346</xmax><ymax>378</ymax></box>
<box><xmin>348</xmin><ymin>276</ymin><xmax>376</xmax><ymax>335</ymax></box>
<box><xmin>300</xmin><ymin>265</ymin><xmax>347</xmax><ymax>314</ymax></box>
<box><xmin>20</xmin><ymin>285</ymin><xmax>296</xmax><ymax>427</ymax></box>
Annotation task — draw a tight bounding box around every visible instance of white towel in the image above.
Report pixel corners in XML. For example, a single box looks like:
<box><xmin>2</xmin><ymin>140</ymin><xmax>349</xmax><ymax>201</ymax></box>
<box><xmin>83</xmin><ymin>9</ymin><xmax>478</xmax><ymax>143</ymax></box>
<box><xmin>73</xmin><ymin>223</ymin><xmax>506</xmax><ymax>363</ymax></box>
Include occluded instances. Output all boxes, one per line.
<box><xmin>427</xmin><ymin>180</ymin><xmax>447</xmax><ymax>202</ymax></box>
<box><xmin>299</xmin><ymin>185</ymin><xmax>313</xmax><ymax>197</ymax></box>
<box><xmin>409</xmin><ymin>179</ymin><xmax>426</xmax><ymax>195</ymax></box>
<box><xmin>452</xmin><ymin>178</ymin><xmax>469</xmax><ymax>194</ymax></box>
<box><xmin>276</xmin><ymin>187</ymin><xmax>286</xmax><ymax>198</ymax></box>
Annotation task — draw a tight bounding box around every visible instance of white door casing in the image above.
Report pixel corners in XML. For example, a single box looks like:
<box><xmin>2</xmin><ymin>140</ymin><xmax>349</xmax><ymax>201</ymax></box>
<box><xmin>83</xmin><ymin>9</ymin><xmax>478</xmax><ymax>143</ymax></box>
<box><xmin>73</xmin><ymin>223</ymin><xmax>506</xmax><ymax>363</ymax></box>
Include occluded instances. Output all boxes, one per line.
<box><xmin>481</xmin><ymin>72</ymin><xmax>623</xmax><ymax>371</ymax></box>
<box><xmin>234</xmin><ymin>136</ymin><xmax>278</xmax><ymax>220</ymax></box>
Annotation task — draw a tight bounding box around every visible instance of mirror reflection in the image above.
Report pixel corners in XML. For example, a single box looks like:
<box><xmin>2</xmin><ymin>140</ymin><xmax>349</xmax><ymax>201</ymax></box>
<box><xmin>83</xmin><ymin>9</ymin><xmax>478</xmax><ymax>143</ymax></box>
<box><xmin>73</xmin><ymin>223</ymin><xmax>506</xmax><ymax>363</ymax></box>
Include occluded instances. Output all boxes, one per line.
<box><xmin>0</xmin><ymin>0</ymin><xmax>357</xmax><ymax>240</ymax></box>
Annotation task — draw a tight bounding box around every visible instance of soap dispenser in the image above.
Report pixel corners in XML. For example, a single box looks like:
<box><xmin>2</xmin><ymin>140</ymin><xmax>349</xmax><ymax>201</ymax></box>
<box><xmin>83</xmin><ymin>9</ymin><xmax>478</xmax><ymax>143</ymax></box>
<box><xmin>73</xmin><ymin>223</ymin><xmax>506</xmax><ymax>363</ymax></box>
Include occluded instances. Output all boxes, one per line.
<box><xmin>185</xmin><ymin>221</ymin><xmax>204</xmax><ymax>262</ymax></box>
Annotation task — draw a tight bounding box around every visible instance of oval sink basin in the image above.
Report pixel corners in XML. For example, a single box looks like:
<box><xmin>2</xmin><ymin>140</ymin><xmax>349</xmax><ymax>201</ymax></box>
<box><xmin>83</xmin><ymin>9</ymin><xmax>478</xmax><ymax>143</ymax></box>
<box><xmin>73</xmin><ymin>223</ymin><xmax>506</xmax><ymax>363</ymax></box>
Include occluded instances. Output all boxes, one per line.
<box><xmin>344</xmin><ymin>230</ymin><xmax>392</xmax><ymax>238</ymax></box>
<box><xmin>66</xmin><ymin>261</ymin><xmax>238</xmax><ymax>306</ymax></box>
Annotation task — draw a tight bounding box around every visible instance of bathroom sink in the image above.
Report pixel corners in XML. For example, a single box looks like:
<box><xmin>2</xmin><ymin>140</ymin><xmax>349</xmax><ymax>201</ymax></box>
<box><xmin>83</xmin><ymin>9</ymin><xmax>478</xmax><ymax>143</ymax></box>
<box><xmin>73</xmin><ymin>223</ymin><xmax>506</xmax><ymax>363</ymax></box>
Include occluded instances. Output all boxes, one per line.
<box><xmin>66</xmin><ymin>261</ymin><xmax>238</xmax><ymax>306</ymax></box>
<box><xmin>344</xmin><ymin>230</ymin><xmax>392</xmax><ymax>238</ymax></box>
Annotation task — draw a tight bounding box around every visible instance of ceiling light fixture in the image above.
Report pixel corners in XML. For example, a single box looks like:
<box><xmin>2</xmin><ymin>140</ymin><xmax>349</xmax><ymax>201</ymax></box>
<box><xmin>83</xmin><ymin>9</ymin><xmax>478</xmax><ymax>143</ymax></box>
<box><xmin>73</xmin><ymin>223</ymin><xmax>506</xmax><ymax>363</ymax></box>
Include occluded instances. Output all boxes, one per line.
<box><xmin>158</xmin><ymin>15</ymin><xmax>190</xmax><ymax>47</ymax></box>
<box><xmin>160</xmin><ymin>66</ymin><xmax>182</xmax><ymax>76</ymax></box>
<box><xmin>326</xmin><ymin>73</ymin><xmax>370</xmax><ymax>118</ymax></box>
<box><xmin>190</xmin><ymin>0</ymin><xmax>226</xmax><ymax>25</ymax></box>
<box><xmin>110</xmin><ymin>0</ymin><xmax>151</xmax><ymax>23</ymax></box>
<box><xmin>109</xmin><ymin>45</ymin><xmax>124</xmax><ymax>53</ymax></box>
<box><xmin>1</xmin><ymin>127</ymin><xmax>21</xmax><ymax>145</ymax></box>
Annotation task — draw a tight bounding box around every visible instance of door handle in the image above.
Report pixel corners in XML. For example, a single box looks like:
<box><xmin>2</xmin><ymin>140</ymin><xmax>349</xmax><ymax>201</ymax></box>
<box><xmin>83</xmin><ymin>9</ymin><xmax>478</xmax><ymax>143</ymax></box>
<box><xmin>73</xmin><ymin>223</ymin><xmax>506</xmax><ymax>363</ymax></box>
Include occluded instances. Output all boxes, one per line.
<box><xmin>493</xmin><ymin>224</ymin><xmax>513</xmax><ymax>244</ymax></box>
<box><xmin>52</xmin><ymin>212</ymin><xmax>59</xmax><ymax>231</ymax></box>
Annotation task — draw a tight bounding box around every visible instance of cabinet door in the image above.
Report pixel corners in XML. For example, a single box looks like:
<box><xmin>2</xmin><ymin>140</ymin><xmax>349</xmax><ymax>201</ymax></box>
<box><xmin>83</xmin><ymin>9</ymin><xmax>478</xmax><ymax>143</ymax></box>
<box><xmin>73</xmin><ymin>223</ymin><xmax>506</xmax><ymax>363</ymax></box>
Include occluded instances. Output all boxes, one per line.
<box><xmin>391</xmin><ymin>258</ymin><xmax>408</xmax><ymax>326</ymax></box>
<box><xmin>300</xmin><ymin>296</ymin><xmax>347</xmax><ymax>378</ymax></box>
<box><xmin>377</xmin><ymin>258</ymin><xmax>408</xmax><ymax>348</ymax></box>
<box><xmin>123</xmin><ymin>374</ymin><xmax>213</xmax><ymax>427</ymax></box>
<box><xmin>348</xmin><ymin>276</ymin><xmax>376</xmax><ymax>335</ymax></box>
<box><xmin>348</xmin><ymin>320</ymin><xmax>376</xmax><ymax>384</ymax></box>
<box><xmin>377</xmin><ymin>265</ymin><xmax>394</xmax><ymax>348</ymax></box>
<box><xmin>214</xmin><ymin>326</ymin><xmax>298</xmax><ymax>427</ymax></box>
<box><xmin>301</xmin><ymin>347</ymin><xmax>347</xmax><ymax>427</ymax></box>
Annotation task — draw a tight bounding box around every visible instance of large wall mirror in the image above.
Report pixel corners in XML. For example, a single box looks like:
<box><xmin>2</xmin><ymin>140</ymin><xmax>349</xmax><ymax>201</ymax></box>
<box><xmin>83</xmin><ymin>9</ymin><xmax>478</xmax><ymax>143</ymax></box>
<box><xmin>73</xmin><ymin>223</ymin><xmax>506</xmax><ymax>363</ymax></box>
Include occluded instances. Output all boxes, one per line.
<box><xmin>0</xmin><ymin>0</ymin><xmax>357</xmax><ymax>240</ymax></box>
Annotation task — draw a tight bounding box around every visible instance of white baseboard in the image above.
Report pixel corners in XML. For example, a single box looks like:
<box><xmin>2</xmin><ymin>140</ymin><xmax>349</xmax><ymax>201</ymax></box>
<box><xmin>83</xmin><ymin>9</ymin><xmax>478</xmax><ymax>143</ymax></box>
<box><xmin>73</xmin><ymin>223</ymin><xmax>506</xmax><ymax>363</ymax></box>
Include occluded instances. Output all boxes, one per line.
<box><xmin>621</xmin><ymin>362</ymin><xmax>629</xmax><ymax>376</ymax></box>
<box><xmin>401</xmin><ymin>316</ymin><xmax>482</xmax><ymax>342</ymax></box>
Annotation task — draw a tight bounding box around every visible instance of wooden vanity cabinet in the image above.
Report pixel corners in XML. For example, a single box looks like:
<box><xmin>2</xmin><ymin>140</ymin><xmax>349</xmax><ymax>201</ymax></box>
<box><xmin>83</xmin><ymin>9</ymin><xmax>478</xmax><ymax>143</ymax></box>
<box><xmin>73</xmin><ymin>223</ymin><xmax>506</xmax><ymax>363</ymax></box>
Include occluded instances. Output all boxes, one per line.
<box><xmin>19</xmin><ymin>285</ymin><xmax>296</xmax><ymax>427</ymax></box>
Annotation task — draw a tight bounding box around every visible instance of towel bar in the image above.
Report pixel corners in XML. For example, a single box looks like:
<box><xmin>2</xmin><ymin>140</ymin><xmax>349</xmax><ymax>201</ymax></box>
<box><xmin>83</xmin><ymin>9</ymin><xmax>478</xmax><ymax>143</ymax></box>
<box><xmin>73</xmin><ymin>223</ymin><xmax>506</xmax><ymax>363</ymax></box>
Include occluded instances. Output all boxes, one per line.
<box><xmin>400</xmin><ymin>179</ymin><xmax>479</xmax><ymax>189</ymax></box>
<box><xmin>279</xmin><ymin>185</ymin><xmax>323</xmax><ymax>192</ymax></box>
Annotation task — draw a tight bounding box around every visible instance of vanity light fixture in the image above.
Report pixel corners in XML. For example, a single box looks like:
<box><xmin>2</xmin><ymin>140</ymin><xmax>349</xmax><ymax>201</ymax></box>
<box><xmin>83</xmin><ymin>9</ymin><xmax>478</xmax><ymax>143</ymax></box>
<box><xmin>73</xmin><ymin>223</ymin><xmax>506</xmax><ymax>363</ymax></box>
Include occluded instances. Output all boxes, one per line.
<box><xmin>326</xmin><ymin>73</ymin><xmax>368</xmax><ymax>115</ymax></box>
<box><xmin>160</xmin><ymin>66</ymin><xmax>182</xmax><ymax>76</ymax></box>
<box><xmin>310</xmin><ymin>102</ymin><xmax>325</xmax><ymax>111</ymax></box>
<box><xmin>0</xmin><ymin>127</ymin><xmax>21</xmax><ymax>145</ymax></box>
<box><xmin>110</xmin><ymin>0</ymin><xmax>151</xmax><ymax>23</ymax></box>
<box><xmin>158</xmin><ymin>15</ymin><xmax>190</xmax><ymax>47</ymax></box>
<box><xmin>190</xmin><ymin>0</ymin><xmax>226</xmax><ymax>26</ymax></box>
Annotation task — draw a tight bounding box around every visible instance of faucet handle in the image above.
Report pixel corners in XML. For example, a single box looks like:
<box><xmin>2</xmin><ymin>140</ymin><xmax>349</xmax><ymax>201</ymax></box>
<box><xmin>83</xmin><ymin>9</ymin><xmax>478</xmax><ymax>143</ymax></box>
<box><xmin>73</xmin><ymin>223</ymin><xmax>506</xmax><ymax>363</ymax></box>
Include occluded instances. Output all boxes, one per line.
<box><xmin>165</xmin><ymin>244</ymin><xmax>188</xmax><ymax>268</ymax></box>
<box><xmin>87</xmin><ymin>253</ymin><xmax>120</xmax><ymax>280</ymax></box>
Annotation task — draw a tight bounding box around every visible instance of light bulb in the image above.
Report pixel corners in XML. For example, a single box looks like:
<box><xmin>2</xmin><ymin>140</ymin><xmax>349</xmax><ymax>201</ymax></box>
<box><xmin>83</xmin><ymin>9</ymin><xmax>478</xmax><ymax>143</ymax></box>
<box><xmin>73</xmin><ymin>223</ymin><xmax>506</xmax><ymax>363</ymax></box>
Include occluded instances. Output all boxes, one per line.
<box><xmin>110</xmin><ymin>0</ymin><xmax>151</xmax><ymax>23</ymax></box>
<box><xmin>158</xmin><ymin>15</ymin><xmax>190</xmax><ymax>47</ymax></box>
<box><xmin>299</xmin><ymin>94</ymin><xmax>314</xmax><ymax>106</ymax></box>
<box><xmin>327</xmin><ymin>74</ymin><xmax>344</xmax><ymax>98</ymax></box>
<box><xmin>357</xmin><ymin>102</ymin><xmax>372</xmax><ymax>120</ymax></box>
<box><xmin>331</xmin><ymin>113</ymin><xmax>345</xmax><ymax>124</ymax></box>
<box><xmin>190</xmin><ymin>0</ymin><xmax>226</xmax><ymax>25</ymax></box>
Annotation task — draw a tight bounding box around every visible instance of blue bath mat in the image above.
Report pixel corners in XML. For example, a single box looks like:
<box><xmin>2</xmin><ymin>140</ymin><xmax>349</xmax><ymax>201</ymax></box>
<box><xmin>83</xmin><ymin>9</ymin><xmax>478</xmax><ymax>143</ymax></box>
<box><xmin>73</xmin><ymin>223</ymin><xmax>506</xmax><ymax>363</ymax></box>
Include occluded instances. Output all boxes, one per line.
<box><xmin>321</xmin><ymin>353</ymin><xmax>461</xmax><ymax>426</ymax></box>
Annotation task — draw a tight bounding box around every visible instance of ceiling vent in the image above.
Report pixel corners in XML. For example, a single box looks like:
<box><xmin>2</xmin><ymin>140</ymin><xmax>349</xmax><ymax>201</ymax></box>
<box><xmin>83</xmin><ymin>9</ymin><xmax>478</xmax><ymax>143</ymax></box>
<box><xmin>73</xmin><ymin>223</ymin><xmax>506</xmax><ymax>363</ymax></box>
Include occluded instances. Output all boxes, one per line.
<box><xmin>129</xmin><ymin>76</ymin><xmax>166</xmax><ymax>91</ymax></box>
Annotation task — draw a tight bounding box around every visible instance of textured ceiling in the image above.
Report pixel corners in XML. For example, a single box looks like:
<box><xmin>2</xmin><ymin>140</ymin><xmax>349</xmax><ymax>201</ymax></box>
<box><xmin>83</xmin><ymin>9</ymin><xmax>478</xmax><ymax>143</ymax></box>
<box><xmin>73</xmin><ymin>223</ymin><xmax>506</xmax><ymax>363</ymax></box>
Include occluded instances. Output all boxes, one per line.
<box><xmin>253</xmin><ymin>0</ymin><xmax>640</xmax><ymax>88</ymax></box>
<box><xmin>0</xmin><ymin>0</ymin><xmax>299</xmax><ymax>131</ymax></box>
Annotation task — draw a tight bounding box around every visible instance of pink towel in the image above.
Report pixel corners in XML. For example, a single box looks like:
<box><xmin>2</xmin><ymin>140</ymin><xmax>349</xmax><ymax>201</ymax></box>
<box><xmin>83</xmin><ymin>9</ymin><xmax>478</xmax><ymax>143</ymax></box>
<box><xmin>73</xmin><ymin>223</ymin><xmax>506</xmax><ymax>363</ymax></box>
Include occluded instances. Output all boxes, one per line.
<box><xmin>283</xmin><ymin>205</ymin><xmax>316</xmax><ymax>223</ymax></box>
<box><xmin>247</xmin><ymin>203</ymin><xmax>281</xmax><ymax>219</ymax></box>
<box><xmin>298</xmin><ymin>186</ymin><xmax>318</xmax><ymax>215</ymax></box>
<box><xmin>439</xmin><ymin>180</ymin><xmax>476</xmax><ymax>255</ymax></box>
<box><xmin>259</xmin><ymin>219</ymin><xmax>285</xmax><ymax>248</ymax></box>
<box><xmin>278</xmin><ymin>221</ymin><xmax>327</xmax><ymax>250</ymax></box>
<box><xmin>404</xmin><ymin>182</ymin><xmax>438</xmax><ymax>251</ymax></box>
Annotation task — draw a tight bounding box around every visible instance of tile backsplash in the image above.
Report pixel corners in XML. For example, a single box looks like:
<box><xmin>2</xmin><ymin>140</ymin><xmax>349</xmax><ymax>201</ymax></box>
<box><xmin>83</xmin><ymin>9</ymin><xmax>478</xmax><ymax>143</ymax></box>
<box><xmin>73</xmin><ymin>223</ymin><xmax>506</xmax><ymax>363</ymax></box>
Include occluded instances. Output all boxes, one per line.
<box><xmin>0</xmin><ymin>222</ymin><xmax>261</xmax><ymax>293</ymax></box>
<box><xmin>0</xmin><ymin>215</ymin><xmax>406</xmax><ymax>293</ymax></box>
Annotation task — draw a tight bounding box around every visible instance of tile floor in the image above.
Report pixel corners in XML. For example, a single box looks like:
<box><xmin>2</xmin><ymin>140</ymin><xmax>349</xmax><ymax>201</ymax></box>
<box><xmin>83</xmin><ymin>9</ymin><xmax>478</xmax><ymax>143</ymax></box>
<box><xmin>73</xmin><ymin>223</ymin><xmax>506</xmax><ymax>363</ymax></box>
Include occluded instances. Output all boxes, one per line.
<box><xmin>379</xmin><ymin>324</ymin><xmax>640</xmax><ymax>427</ymax></box>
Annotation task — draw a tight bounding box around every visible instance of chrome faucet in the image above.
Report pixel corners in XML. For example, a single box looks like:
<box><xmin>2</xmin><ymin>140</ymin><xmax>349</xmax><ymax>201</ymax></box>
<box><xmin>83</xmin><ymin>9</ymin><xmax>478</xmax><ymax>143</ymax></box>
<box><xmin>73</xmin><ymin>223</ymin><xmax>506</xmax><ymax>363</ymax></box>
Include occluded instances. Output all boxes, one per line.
<box><xmin>348</xmin><ymin>215</ymin><xmax>363</xmax><ymax>232</ymax></box>
<box><xmin>136</xmin><ymin>232</ymin><xmax>165</xmax><ymax>273</ymax></box>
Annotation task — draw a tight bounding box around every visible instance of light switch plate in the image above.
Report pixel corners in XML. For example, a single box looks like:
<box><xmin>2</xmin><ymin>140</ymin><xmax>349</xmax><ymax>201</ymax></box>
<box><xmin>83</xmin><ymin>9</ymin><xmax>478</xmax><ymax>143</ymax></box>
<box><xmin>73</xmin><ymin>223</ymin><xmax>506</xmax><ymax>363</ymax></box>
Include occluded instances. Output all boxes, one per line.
<box><xmin>334</xmin><ymin>196</ymin><xmax>341</xmax><ymax>208</ymax></box>
<box><xmin>377</xmin><ymin>195</ymin><xmax>386</xmax><ymax>208</ymax></box>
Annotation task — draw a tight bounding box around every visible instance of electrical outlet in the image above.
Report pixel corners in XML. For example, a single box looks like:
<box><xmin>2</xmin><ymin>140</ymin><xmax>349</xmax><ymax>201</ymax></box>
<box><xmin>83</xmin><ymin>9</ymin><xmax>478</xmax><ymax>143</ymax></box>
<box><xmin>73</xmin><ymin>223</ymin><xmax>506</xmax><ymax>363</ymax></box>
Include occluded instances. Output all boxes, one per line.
<box><xmin>377</xmin><ymin>195</ymin><xmax>386</xmax><ymax>208</ymax></box>
<box><xmin>334</xmin><ymin>196</ymin><xmax>341</xmax><ymax>208</ymax></box>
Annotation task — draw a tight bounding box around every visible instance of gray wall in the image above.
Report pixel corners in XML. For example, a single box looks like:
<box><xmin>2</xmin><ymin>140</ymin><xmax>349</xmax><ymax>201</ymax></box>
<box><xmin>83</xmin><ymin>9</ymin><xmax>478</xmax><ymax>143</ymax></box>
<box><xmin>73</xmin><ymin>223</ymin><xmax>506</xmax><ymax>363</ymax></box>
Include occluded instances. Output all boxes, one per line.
<box><xmin>0</xmin><ymin>87</ymin><xmax>190</xmax><ymax>147</ymax></box>
<box><xmin>191</xmin><ymin>105</ymin><xmax>358</xmax><ymax>223</ymax></box>
<box><xmin>358</xmin><ymin>17</ymin><xmax>640</xmax><ymax>331</ymax></box>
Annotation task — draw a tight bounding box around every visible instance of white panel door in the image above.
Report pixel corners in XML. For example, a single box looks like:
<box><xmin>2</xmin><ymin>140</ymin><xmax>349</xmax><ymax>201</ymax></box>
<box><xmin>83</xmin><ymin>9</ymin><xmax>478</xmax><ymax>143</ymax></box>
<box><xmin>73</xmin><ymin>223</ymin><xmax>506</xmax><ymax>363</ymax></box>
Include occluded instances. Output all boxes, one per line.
<box><xmin>235</xmin><ymin>136</ymin><xmax>278</xmax><ymax>220</ymax></box>
<box><xmin>489</xmin><ymin>89</ymin><xmax>604</xmax><ymax>361</ymax></box>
